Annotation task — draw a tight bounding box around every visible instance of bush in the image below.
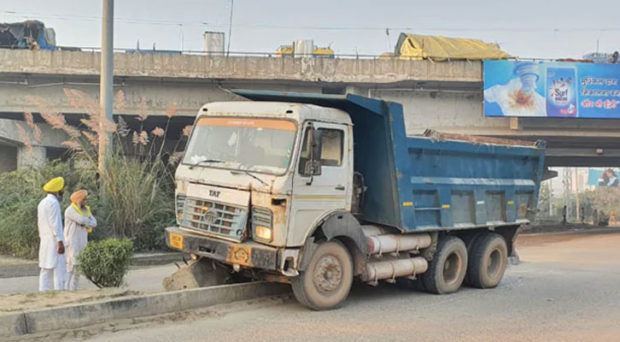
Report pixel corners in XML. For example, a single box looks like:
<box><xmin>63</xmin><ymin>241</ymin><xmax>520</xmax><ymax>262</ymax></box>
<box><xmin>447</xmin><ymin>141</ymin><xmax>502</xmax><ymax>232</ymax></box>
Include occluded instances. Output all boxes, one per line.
<box><xmin>78</xmin><ymin>238</ymin><xmax>133</xmax><ymax>288</ymax></box>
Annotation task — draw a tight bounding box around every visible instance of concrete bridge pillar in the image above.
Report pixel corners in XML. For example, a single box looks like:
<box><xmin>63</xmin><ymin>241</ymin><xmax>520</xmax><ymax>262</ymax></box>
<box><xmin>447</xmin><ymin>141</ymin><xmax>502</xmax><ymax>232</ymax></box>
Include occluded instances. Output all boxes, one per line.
<box><xmin>0</xmin><ymin>118</ymin><xmax>68</xmax><ymax>172</ymax></box>
<box><xmin>17</xmin><ymin>146</ymin><xmax>46</xmax><ymax>169</ymax></box>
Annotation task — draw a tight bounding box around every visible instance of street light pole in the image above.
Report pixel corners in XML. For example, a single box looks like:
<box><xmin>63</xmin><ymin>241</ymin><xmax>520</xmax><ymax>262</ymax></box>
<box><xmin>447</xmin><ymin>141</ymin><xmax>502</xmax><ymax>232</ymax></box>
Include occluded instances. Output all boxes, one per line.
<box><xmin>227</xmin><ymin>0</ymin><xmax>233</xmax><ymax>56</ymax></box>
<box><xmin>99</xmin><ymin>0</ymin><xmax>114</xmax><ymax>176</ymax></box>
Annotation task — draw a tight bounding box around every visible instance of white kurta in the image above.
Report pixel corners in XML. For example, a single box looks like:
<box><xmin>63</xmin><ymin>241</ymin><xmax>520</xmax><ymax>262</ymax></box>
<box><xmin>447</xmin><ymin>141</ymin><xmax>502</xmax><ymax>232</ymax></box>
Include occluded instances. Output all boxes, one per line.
<box><xmin>37</xmin><ymin>194</ymin><xmax>64</xmax><ymax>269</ymax></box>
<box><xmin>64</xmin><ymin>205</ymin><xmax>97</xmax><ymax>272</ymax></box>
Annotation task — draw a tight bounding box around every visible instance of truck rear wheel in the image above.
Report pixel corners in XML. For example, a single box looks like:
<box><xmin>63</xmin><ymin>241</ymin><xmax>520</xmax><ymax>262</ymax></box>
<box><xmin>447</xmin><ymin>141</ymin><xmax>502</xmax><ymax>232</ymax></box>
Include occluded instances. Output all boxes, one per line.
<box><xmin>422</xmin><ymin>236</ymin><xmax>468</xmax><ymax>294</ymax></box>
<box><xmin>467</xmin><ymin>233</ymin><xmax>508</xmax><ymax>289</ymax></box>
<box><xmin>291</xmin><ymin>240</ymin><xmax>353</xmax><ymax>310</ymax></box>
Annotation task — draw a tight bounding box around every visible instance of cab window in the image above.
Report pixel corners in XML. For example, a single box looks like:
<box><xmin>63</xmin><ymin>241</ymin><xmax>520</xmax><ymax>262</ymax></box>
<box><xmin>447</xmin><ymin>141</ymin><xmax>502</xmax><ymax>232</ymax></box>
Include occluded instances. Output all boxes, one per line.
<box><xmin>318</xmin><ymin>128</ymin><xmax>343</xmax><ymax>167</ymax></box>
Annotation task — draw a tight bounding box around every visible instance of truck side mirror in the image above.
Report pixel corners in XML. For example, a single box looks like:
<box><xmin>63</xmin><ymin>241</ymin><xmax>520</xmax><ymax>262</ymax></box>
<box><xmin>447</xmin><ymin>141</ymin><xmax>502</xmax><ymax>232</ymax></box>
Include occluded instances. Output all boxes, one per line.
<box><xmin>310</xmin><ymin>129</ymin><xmax>322</xmax><ymax>176</ymax></box>
<box><xmin>301</xmin><ymin>128</ymin><xmax>322</xmax><ymax>180</ymax></box>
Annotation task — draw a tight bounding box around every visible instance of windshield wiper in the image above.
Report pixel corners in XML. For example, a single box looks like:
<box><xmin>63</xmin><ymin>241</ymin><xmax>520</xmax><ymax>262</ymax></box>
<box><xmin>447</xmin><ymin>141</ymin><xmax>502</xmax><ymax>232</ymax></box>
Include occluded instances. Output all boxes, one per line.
<box><xmin>189</xmin><ymin>158</ymin><xmax>224</xmax><ymax>170</ymax></box>
<box><xmin>230</xmin><ymin>169</ymin><xmax>269</xmax><ymax>187</ymax></box>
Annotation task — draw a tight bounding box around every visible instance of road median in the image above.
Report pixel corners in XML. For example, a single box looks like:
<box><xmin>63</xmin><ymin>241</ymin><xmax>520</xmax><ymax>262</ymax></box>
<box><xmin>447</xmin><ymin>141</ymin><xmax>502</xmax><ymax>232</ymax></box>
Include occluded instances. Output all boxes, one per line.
<box><xmin>0</xmin><ymin>252</ymin><xmax>182</xmax><ymax>278</ymax></box>
<box><xmin>0</xmin><ymin>281</ymin><xmax>290</xmax><ymax>337</ymax></box>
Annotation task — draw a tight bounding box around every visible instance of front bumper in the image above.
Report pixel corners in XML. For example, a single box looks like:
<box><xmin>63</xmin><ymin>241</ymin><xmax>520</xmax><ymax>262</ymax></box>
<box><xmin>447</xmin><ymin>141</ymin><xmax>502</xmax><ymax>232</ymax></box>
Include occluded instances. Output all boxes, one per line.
<box><xmin>165</xmin><ymin>227</ymin><xmax>278</xmax><ymax>271</ymax></box>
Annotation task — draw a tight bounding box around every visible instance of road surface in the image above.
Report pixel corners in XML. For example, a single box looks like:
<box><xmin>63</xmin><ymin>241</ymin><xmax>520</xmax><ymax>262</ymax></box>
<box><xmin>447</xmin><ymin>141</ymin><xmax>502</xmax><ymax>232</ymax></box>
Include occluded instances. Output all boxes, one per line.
<box><xmin>32</xmin><ymin>232</ymin><xmax>620</xmax><ymax>341</ymax></box>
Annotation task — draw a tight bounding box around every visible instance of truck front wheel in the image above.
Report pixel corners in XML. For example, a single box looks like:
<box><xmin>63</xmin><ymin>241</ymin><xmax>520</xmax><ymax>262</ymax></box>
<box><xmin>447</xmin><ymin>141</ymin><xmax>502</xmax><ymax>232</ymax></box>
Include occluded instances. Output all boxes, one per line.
<box><xmin>467</xmin><ymin>233</ymin><xmax>508</xmax><ymax>289</ymax></box>
<box><xmin>422</xmin><ymin>236</ymin><xmax>468</xmax><ymax>294</ymax></box>
<box><xmin>291</xmin><ymin>240</ymin><xmax>353</xmax><ymax>310</ymax></box>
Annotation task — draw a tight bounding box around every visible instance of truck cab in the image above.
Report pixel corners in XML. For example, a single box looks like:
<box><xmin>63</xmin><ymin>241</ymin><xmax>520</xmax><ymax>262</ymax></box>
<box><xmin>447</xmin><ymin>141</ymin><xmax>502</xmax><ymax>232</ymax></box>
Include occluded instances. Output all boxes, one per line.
<box><xmin>168</xmin><ymin>99</ymin><xmax>355</xmax><ymax>276</ymax></box>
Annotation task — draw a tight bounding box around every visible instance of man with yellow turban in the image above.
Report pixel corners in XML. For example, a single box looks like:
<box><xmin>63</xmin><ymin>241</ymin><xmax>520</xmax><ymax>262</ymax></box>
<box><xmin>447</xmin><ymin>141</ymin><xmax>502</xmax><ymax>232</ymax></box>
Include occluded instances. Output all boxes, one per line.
<box><xmin>64</xmin><ymin>189</ymin><xmax>97</xmax><ymax>290</ymax></box>
<box><xmin>38</xmin><ymin>177</ymin><xmax>66</xmax><ymax>291</ymax></box>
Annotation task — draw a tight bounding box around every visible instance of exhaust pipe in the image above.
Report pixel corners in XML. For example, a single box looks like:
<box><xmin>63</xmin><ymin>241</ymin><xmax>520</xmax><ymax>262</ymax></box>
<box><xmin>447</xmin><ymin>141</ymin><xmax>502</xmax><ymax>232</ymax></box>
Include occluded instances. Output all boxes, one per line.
<box><xmin>364</xmin><ymin>257</ymin><xmax>428</xmax><ymax>284</ymax></box>
<box><xmin>367</xmin><ymin>234</ymin><xmax>431</xmax><ymax>255</ymax></box>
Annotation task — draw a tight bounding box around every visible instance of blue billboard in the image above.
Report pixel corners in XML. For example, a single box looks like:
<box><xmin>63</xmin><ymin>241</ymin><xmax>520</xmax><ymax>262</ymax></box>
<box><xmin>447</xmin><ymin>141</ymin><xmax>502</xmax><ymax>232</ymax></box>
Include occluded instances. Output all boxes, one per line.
<box><xmin>483</xmin><ymin>60</ymin><xmax>620</xmax><ymax>118</ymax></box>
<box><xmin>588</xmin><ymin>168</ymin><xmax>619</xmax><ymax>187</ymax></box>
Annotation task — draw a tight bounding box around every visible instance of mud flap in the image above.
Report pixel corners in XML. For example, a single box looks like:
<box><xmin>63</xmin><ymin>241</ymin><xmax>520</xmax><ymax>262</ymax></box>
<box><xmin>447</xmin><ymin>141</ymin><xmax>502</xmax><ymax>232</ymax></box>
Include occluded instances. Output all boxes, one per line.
<box><xmin>163</xmin><ymin>258</ymin><xmax>232</xmax><ymax>291</ymax></box>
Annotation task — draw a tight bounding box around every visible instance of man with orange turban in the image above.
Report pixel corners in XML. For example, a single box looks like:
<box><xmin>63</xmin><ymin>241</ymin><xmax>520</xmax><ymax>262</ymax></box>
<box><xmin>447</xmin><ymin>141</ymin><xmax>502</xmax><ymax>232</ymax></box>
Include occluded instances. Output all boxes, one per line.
<box><xmin>38</xmin><ymin>177</ymin><xmax>66</xmax><ymax>291</ymax></box>
<box><xmin>64</xmin><ymin>189</ymin><xmax>97</xmax><ymax>290</ymax></box>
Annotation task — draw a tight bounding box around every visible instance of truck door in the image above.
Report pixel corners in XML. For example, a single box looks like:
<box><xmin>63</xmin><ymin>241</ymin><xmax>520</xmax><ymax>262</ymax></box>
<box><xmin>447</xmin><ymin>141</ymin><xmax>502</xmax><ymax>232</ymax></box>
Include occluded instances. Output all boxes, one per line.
<box><xmin>288</xmin><ymin>121</ymin><xmax>351</xmax><ymax>246</ymax></box>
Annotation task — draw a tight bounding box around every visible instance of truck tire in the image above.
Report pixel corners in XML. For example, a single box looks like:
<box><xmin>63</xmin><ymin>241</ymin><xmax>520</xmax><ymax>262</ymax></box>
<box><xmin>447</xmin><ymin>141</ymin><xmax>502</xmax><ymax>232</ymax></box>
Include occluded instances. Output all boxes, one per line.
<box><xmin>421</xmin><ymin>236</ymin><xmax>468</xmax><ymax>294</ymax></box>
<box><xmin>291</xmin><ymin>240</ymin><xmax>353</xmax><ymax>310</ymax></box>
<box><xmin>467</xmin><ymin>233</ymin><xmax>508</xmax><ymax>289</ymax></box>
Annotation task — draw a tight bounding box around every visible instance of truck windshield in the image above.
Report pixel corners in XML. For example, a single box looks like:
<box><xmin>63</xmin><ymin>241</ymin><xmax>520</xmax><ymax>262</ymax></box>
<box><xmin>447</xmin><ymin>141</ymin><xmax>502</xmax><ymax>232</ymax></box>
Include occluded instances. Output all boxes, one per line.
<box><xmin>183</xmin><ymin>117</ymin><xmax>297</xmax><ymax>174</ymax></box>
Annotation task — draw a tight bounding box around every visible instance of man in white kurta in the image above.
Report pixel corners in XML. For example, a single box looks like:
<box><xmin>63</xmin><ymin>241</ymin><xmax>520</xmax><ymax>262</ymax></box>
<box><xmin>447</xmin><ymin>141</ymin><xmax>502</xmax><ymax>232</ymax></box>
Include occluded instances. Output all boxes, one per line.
<box><xmin>37</xmin><ymin>177</ymin><xmax>66</xmax><ymax>291</ymax></box>
<box><xmin>64</xmin><ymin>189</ymin><xmax>97</xmax><ymax>290</ymax></box>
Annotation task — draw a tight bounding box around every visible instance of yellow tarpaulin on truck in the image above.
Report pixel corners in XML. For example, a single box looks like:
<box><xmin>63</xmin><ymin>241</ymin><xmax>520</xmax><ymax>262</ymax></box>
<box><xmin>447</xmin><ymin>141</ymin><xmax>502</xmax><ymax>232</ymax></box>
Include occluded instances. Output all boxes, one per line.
<box><xmin>395</xmin><ymin>33</ymin><xmax>509</xmax><ymax>61</ymax></box>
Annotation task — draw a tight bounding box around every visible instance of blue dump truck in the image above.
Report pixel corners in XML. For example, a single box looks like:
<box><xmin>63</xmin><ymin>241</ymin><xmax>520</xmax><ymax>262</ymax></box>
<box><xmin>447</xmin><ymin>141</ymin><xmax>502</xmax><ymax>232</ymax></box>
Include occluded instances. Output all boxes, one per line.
<box><xmin>165</xmin><ymin>90</ymin><xmax>545</xmax><ymax>310</ymax></box>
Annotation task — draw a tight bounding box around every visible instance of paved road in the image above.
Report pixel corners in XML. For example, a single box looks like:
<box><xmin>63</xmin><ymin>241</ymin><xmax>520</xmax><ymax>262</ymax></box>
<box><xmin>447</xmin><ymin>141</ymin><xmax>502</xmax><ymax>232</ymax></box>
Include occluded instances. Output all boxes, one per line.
<box><xmin>76</xmin><ymin>232</ymin><xmax>620</xmax><ymax>342</ymax></box>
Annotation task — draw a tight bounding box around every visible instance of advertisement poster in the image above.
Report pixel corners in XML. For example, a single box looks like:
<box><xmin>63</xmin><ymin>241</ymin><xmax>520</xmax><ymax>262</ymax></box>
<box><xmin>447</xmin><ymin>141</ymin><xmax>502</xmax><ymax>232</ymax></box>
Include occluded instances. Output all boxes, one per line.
<box><xmin>588</xmin><ymin>168</ymin><xmax>620</xmax><ymax>187</ymax></box>
<box><xmin>483</xmin><ymin>60</ymin><xmax>620</xmax><ymax>118</ymax></box>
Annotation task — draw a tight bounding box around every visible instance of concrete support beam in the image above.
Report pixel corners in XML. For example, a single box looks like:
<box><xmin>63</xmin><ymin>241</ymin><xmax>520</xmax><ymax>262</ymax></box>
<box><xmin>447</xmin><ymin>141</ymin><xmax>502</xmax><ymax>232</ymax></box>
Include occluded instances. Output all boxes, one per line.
<box><xmin>0</xmin><ymin>78</ymin><xmax>323</xmax><ymax>117</ymax></box>
<box><xmin>0</xmin><ymin>119</ymin><xmax>67</xmax><ymax>171</ymax></box>
<box><xmin>0</xmin><ymin>145</ymin><xmax>17</xmax><ymax>172</ymax></box>
<box><xmin>0</xmin><ymin>119</ymin><xmax>67</xmax><ymax>148</ymax></box>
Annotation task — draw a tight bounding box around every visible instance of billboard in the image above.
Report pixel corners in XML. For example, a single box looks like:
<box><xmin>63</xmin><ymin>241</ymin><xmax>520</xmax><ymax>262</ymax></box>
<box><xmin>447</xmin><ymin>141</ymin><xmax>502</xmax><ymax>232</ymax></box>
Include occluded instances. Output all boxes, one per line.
<box><xmin>588</xmin><ymin>168</ymin><xmax>619</xmax><ymax>187</ymax></box>
<box><xmin>483</xmin><ymin>60</ymin><xmax>620</xmax><ymax>118</ymax></box>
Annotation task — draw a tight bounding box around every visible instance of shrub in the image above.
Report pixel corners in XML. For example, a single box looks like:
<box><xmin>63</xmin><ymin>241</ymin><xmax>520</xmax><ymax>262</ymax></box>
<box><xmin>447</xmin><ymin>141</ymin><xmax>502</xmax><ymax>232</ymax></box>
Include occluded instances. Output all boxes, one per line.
<box><xmin>78</xmin><ymin>238</ymin><xmax>133</xmax><ymax>288</ymax></box>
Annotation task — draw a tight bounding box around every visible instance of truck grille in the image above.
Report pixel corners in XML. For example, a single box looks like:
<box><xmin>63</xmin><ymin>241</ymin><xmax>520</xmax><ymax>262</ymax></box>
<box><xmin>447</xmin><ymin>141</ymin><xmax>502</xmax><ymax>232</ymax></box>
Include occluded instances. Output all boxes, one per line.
<box><xmin>178</xmin><ymin>196</ymin><xmax>248</xmax><ymax>241</ymax></box>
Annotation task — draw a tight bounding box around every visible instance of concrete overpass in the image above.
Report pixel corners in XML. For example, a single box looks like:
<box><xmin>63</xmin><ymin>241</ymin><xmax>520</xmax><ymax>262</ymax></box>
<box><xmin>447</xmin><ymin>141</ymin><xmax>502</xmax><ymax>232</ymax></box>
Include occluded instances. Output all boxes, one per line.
<box><xmin>1</xmin><ymin>49</ymin><xmax>619</xmax><ymax>169</ymax></box>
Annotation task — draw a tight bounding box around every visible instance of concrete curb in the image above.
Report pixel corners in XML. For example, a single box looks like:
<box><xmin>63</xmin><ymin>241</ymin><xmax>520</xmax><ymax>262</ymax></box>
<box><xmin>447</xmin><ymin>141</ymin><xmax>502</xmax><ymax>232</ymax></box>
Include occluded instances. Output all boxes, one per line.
<box><xmin>0</xmin><ymin>281</ymin><xmax>291</xmax><ymax>337</ymax></box>
<box><xmin>0</xmin><ymin>252</ymin><xmax>183</xmax><ymax>278</ymax></box>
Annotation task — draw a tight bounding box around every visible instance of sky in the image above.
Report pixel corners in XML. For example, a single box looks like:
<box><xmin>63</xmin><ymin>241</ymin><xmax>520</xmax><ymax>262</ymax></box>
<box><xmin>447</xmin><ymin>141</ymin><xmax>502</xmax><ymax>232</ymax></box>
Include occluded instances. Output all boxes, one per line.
<box><xmin>2</xmin><ymin>0</ymin><xmax>619</xmax><ymax>59</ymax></box>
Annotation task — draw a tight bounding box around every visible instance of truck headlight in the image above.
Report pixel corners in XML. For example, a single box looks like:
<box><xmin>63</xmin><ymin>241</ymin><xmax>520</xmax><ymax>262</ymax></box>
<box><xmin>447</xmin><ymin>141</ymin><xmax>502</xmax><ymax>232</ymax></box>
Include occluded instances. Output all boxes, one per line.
<box><xmin>176</xmin><ymin>194</ymin><xmax>186</xmax><ymax>224</ymax></box>
<box><xmin>255</xmin><ymin>225</ymin><xmax>272</xmax><ymax>241</ymax></box>
<box><xmin>252</xmin><ymin>207</ymin><xmax>273</xmax><ymax>242</ymax></box>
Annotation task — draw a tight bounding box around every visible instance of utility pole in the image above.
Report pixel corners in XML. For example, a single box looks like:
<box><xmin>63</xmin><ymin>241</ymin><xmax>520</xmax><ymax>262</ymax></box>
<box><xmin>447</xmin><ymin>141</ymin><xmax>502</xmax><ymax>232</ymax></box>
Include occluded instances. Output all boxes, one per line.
<box><xmin>99</xmin><ymin>0</ymin><xmax>114</xmax><ymax>176</ymax></box>
<box><xmin>226</xmin><ymin>0</ymin><xmax>234</xmax><ymax>56</ymax></box>
<box><xmin>562</xmin><ymin>168</ymin><xmax>572</xmax><ymax>222</ymax></box>
<box><xmin>548</xmin><ymin>180</ymin><xmax>553</xmax><ymax>217</ymax></box>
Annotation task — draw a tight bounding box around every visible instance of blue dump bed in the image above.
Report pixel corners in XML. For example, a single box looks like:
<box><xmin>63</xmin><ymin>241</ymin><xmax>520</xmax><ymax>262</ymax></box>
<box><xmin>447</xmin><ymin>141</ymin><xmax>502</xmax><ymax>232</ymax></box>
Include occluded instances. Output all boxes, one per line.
<box><xmin>233</xmin><ymin>90</ymin><xmax>546</xmax><ymax>233</ymax></box>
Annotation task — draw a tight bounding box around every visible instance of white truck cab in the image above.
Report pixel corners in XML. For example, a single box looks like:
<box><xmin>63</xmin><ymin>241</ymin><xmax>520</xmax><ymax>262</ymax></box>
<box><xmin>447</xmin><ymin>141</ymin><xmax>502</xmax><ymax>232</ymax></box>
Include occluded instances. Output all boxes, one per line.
<box><xmin>169</xmin><ymin>100</ymin><xmax>354</xmax><ymax>278</ymax></box>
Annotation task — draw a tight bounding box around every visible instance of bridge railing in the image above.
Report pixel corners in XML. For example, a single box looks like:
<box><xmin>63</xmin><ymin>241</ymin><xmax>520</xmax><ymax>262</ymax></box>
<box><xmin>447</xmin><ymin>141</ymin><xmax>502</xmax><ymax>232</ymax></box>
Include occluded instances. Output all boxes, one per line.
<box><xmin>53</xmin><ymin>46</ymin><xmax>388</xmax><ymax>60</ymax></box>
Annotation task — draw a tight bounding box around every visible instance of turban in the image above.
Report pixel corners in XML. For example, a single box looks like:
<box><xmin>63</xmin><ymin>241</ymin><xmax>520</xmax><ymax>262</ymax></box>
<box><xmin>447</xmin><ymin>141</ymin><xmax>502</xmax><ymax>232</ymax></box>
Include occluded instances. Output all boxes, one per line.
<box><xmin>43</xmin><ymin>177</ymin><xmax>65</xmax><ymax>193</ymax></box>
<box><xmin>70</xmin><ymin>190</ymin><xmax>88</xmax><ymax>205</ymax></box>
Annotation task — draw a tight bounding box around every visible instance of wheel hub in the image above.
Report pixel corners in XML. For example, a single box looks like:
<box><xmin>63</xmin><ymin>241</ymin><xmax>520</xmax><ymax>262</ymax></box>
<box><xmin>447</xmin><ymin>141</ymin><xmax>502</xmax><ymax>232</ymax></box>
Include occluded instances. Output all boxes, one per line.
<box><xmin>487</xmin><ymin>249</ymin><xmax>501</xmax><ymax>276</ymax></box>
<box><xmin>443</xmin><ymin>252</ymin><xmax>462</xmax><ymax>285</ymax></box>
<box><xmin>313</xmin><ymin>255</ymin><xmax>342</xmax><ymax>293</ymax></box>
